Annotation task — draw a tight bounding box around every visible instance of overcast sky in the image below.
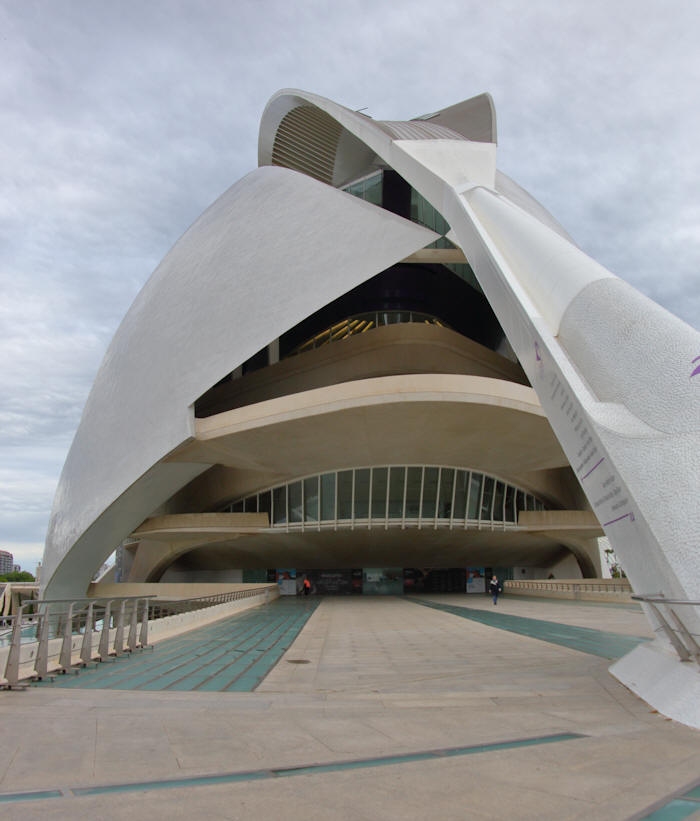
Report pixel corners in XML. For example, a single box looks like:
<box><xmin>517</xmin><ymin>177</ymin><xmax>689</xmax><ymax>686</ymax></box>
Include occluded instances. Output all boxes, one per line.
<box><xmin>2</xmin><ymin>0</ymin><xmax>699</xmax><ymax>573</ymax></box>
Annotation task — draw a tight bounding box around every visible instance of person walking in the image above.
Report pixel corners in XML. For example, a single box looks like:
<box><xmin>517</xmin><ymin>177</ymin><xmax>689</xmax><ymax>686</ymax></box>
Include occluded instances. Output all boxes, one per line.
<box><xmin>489</xmin><ymin>574</ymin><xmax>501</xmax><ymax>605</ymax></box>
<box><xmin>303</xmin><ymin>576</ymin><xmax>311</xmax><ymax>596</ymax></box>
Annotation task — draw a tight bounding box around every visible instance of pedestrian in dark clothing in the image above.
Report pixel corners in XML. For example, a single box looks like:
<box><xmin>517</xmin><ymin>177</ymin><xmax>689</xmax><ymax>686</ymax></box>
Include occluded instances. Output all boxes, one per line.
<box><xmin>489</xmin><ymin>575</ymin><xmax>501</xmax><ymax>605</ymax></box>
<box><xmin>303</xmin><ymin>577</ymin><xmax>311</xmax><ymax>596</ymax></box>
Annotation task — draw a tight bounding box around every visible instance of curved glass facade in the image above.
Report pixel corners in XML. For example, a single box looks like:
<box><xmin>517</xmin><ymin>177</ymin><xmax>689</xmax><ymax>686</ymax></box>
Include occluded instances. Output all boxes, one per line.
<box><xmin>343</xmin><ymin>170</ymin><xmax>482</xmax><ymax>293</ymax></box>
<box><xmin>222</xmin><ymin>466</ymin><xmax>546</xmax><ymax>530</ymax></box>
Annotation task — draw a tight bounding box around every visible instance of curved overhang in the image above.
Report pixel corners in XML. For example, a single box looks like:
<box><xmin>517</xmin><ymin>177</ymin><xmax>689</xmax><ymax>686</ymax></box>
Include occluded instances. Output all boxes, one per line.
<box><xmin>132</xmin><ymin>512</ymin><xmax>270</xmax><ymax>540</ymax></box>
<box><xmin>130</xmin><ymin>521</ymin><xmax>597</xmax><ymax>583</ymax></box>
<box><xmin>170</xmin><ymin>374</ymin><xmax>570</xmax><ymax>482</ymax></box>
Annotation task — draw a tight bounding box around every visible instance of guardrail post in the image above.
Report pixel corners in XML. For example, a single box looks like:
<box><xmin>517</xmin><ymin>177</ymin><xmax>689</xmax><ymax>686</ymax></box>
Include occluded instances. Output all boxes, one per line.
<box><xmin>59</xmin><ymin>602</ymin><xmax>76</xmax><ymax>672</ymax></box>
<box><xmin>3</xmin><ymin>608</ymin><xmax>27</xmax><ymax>687</ymax></box>
<box><xmin>34</xmin><ymin>602</ymin><xmax>51</xmax><ymax>678</ymax></box>
<box><xmin>645</xmin><ymin>601</ymin><xmax>691</xmax><ymax>661</ymax></box>
<box><xmin>98</xmin><ymin>600</ymin><xmax>113</xmax><ymax>659</ymax></box>
<box><xmin>80</xmin><ymin>601</ymin><xmax>96</xmax><ymax>665</ymax></box>
<box><xmin>138</xmin><ymin>598</ymin><xmax>149</xmax><ymax>648</ymax></box>
<box><xmin>126</xmin><ymin>599</ymin><xmax>139</xmax><ymax>652</ymax></box>
<box><xmin>666</xmin><ymin>607</ymin><xmax>700</xmax><ymax>664</ymax></box>
<box><xmin>113</xmin><ymin>600</ymin><xmax>126</xmax><ymax>655</ymax></box>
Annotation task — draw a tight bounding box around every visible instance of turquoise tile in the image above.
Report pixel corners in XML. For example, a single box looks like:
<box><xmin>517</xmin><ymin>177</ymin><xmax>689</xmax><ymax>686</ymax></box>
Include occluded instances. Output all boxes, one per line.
<box><xmin>640</xmin><ymin>799</ymin><xmax>700</xmax><ymax>820</ymax></box>
<box><xmin>412</xmin><ymin>599</ymin><xmax>649</xmax><ymax>659</ymax></box>
<box><xmin>40</xmin><ymin>598</ymin><xmax>319</xmax><ymax>693</ymax></box>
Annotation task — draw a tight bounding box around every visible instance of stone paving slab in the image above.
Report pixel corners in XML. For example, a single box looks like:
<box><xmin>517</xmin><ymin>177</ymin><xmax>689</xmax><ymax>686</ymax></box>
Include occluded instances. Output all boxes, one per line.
<box><xmin>0</xmin><ymin>595</ymin><xmax>698</xmax><ymax>821</ymax></box>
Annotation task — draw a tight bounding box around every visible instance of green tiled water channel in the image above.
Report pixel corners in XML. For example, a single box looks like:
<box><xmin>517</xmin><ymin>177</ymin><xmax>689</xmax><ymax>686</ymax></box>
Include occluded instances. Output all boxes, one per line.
<box><xmin>42</xmin><ymin>597</ymin><xmax>319</xmax><ymax>692</ymax></box>
<box><xmin>0</xmin><ymin>732</ymin><xmax>585</xmax><ymax>804</ymax></box>
<box><xmin>411</xmin><ymin>598</ymin><xmax>649</xmax><ymax>659</ymax></box>
<box><xmin>638</xmin><ymin>781</ymin><xmax>700</xmax><ymax>820</ymax></box>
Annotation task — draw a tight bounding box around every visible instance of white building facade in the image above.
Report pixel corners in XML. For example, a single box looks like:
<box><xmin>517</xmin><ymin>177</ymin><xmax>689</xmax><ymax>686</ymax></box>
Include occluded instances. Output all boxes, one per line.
<box><xmin>42</xmin><ymin>90</ymin><xmax>700</xmax><ymax>725</ymax></box>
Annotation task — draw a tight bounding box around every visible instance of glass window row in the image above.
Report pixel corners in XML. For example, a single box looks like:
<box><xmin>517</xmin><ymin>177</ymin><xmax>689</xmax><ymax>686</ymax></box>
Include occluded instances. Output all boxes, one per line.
<box><xmin>222</xmin><ymin>466</ymin><xmax>546</xmax><ymax>527</ymax></box>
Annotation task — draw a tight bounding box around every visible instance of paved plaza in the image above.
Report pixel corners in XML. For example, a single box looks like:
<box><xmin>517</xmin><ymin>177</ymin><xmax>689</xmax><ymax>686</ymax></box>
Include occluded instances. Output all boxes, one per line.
<box><xmin>0</xmin><ymin>594</ymin><xmax>699</xmax><ymax>820</ymax></box>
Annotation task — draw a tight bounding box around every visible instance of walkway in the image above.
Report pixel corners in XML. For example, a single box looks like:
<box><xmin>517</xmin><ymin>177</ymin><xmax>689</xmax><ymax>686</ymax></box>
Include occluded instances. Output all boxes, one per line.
<box><xmin>414</xmin><ymin>597</ymin><xmax>648</xmax><ymax>659</ymax></box>
<box><xmin>42</xmin><ymin>596</ymin><xmax>319</xmax><ymax>692</ymax></box>
<box><xmin>0</xmin><ymin>594</ymin><xmax>698</xmax><ymax>821</ymax></box>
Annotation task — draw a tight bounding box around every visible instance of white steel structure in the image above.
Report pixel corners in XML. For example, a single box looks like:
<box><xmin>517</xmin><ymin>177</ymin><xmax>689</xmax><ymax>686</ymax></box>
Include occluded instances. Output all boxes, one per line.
<box><xmin>43</xmin><ymin>90</ymin><xmax>700</xmax><ymax>725</ymax></box>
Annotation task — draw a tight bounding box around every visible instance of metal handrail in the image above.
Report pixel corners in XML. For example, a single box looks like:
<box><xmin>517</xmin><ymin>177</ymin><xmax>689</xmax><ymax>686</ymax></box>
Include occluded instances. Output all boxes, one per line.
<box><xmin>507</xmin><ymin>580</ymin><xmax>632</xmax><ymax>592</ymax></box>
<box><xmin>1</xmin><ymin>586</ymin><xmax>274</xmax><ymax>689</ymax></box>
<box><xmin>632</xmin><ymin>593</ymin><xmax>700</xmax><ymax>664</ymax></box>
<box><xmin>631</xmin><ymin>595</ymin><xmax>700</xmax><ymax>606</ymax></box>
<box><xmin>2</xmin><ymin>595</ymin><xmax>157</xmax><ymax>688</ymax></box>
<box><xmin>147</xmin><ymin>587</ymin><xmax>271</xmax><ymax>620</ymax></box>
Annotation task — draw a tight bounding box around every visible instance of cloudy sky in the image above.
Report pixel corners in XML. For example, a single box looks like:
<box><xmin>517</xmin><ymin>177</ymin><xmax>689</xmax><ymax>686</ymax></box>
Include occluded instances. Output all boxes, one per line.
<box><xmin>2</xmin><ymin>0</ymin><xmax>699</xmax><ymax>573</ymax></box>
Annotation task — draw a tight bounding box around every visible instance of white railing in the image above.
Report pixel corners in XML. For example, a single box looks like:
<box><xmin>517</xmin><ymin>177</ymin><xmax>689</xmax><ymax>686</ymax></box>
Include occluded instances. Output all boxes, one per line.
<box><xmin>632</xmin><ymin>594</ymin><xmax>700</xmax><ymax>665</ymax></box>
<box><xmin>0</xmin><ymin>587</ymin><xmax>275</xmax><ymax>689</ymax></box>
<box><xmin>505</xmin><ymin>579</ymin><xmax>632</xmax><ymax>600</ymax></box>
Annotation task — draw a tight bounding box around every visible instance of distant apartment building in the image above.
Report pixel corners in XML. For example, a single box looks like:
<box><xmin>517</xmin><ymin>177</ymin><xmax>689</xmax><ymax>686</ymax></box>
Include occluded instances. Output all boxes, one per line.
<box><xmin>0</xmin><ymin>550</ymin><xmax>14</xmax><ymax>575</ymax></box>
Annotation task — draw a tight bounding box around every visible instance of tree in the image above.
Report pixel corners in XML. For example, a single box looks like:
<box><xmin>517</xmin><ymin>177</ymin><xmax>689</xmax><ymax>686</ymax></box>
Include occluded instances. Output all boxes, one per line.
<box><xmin>0</xmin><ymin>571</ymin><xmax>36</xmax><ymax>582</ymax></box>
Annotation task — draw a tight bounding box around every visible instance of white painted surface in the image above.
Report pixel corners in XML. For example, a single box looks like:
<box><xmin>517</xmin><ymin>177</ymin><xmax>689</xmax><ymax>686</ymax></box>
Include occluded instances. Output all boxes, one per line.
<box><xmin>610</xmin><ymin>642</ymin><xmax>700</xmax><ymax>729</ymax></box>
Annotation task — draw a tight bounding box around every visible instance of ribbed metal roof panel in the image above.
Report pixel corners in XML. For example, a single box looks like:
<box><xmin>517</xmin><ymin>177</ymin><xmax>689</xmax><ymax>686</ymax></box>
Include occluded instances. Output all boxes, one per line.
<box><xmin>377</xmin><ymin>121</ymin><xmax>468</xmax><ymax>141</ymax></box>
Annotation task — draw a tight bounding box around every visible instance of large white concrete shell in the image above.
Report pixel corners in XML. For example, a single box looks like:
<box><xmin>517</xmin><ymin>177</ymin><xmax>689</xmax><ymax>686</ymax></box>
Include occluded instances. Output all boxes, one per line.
<box><xmin>43</xmin><ymin>166</ymin><xmax>440</xmax><ymax>598</ymax></box>
<box><xmin>44</xmin><ymin>89</ymin><xmax>700</xmax><ymax>725</ymax></box>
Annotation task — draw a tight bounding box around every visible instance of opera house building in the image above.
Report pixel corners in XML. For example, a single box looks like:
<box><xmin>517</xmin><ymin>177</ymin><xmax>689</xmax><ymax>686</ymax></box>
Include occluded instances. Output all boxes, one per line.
<box><xmin>42</xmin><ymin>89</ymin><xmax>698</xmax><ymax>626</ymax></box>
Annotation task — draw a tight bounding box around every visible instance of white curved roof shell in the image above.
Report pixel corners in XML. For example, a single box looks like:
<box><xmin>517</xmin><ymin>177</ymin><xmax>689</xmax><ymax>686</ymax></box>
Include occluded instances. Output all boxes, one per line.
<box><xmin>43</xmin><ymin>166</ymin><xmax>438</xmax><ymax>598</ymax></box>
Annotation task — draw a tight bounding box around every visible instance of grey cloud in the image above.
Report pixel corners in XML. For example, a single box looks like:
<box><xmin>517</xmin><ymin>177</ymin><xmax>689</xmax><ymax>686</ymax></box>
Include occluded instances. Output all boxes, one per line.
<box><xmin>1</xmin><ymin>0</ymin><xmax>699</xmax><ymax>567</ymax></box>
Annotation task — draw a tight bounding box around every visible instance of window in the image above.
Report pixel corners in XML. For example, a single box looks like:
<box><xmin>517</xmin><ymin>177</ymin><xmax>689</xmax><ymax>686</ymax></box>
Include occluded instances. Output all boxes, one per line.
<box><xmin>225</xmin><ymin>467</ymin><xmax>546</xmax><ymax>528</ymax></box>
<box><xmin>421</xmin><ymin>467</ymin><xmax>439</xmax><ymax>519</ymax></box>
<box><xmin>259</xmin><ymin>490</ymin><xmax>272</xmax><ymax>521</ymax></box>
<box><xmin>371</xmin><ymin>467</ymin><xmax>388</xmax><ymax>519</ymax></box>
<box><xmin>320</xmin><ymin>473</ymin><xmax>336</xmax><ymax>520</ymax></box>
<box><xmin>493</xmin><ymin>481</ymin><xmax>505</xmax><ymax>522</ymax></box>
<box><xmin>405</xmin><ymin>467</ymin><xmax>422</xmax><ymax>518</ymax></box>
<box><xmin>506</xmin><ymin>486</ymin><xmax>516</xmax><ymax>522</ymax></box>
<box><xmin>354</xmin><ymin>468</ymin><xmax>370</xmax><ymax>519</ymax></box>
<box><xmin>273</xmin><ymin>486</ymin><xmax>287</xmax><ymax>524</ymax></box>
<box><xmin>388</xmin><ymin>467</ymin><xmax>405</xmax><ymax>518</ymax></box>
<box><xmin>453</xmin><ymin>470</ymin><xmax>468</xmax><ymax>519</ymax></box>
<box><xmin>467</xmin><ymin>473</ymin><xmax>482</xmax><ymax>520</ymax></box>
<box><xmin>481</xmin><ymin>476</ymin><xmax>495</xmax><ymax>520</ymax></box>
<box><xmin>437</xmin><ymin>468</ymin><xmax>454</xmax><ymax>518</ymax></box>
<box><xmin>304</xmin><ymin>476</ymin><xmax>318</xmax><ymax>522</ymax></box>
<box><xmin>289</xmin><ymin>481</ymin><xmax>302</xmax><ymax>523</ymax></box>
<box><xmin>337</xmin><ymin>470</ymin><xmax>353</xmax><ymax>519</ymax></box>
